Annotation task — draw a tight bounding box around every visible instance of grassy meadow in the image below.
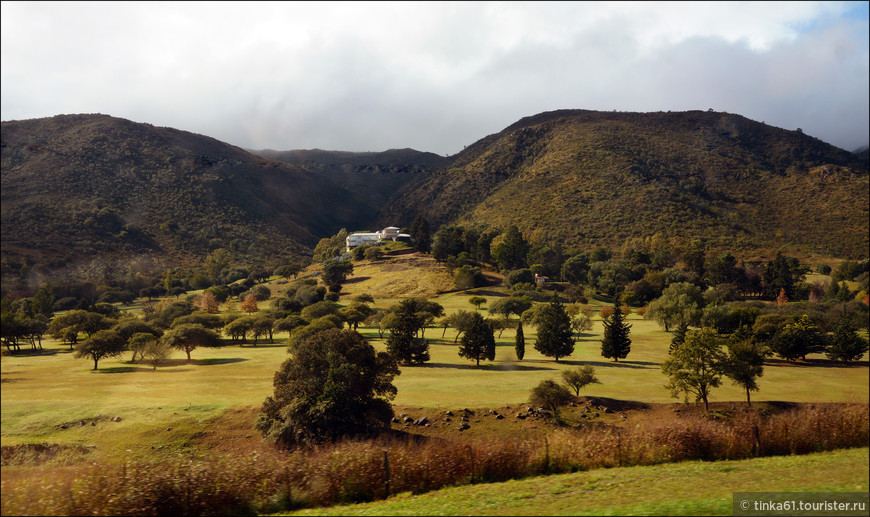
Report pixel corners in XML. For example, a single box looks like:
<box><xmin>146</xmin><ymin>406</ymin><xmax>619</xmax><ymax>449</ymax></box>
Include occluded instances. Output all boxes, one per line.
<box><xmin>1</xmin><ymin>257</ymin><xmax>868</xmax><ymax>515</ymax></box>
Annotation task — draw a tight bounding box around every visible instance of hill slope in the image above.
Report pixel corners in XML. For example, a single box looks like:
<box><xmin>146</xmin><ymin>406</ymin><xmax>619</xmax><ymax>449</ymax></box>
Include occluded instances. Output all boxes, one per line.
<box><xmin>381</xmin><ymin>109</ymin><xmax>869</xmax><ymax>258</ymax></box>
<box><xmin>1</xmin><ymin>114</ymin><xmax>376</xmax><ymax>270</ymax></box>
<box><xmin>251</xmin><ymin>148</ymin><xmax>446</xmax><ymax>220</ymax></box>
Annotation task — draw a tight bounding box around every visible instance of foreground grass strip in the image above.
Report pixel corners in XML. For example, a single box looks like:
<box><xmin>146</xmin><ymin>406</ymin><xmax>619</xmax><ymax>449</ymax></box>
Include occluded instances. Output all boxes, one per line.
<box><xmin>284</xmin><ymin>447</ymin><xmax>869</xmax><ymax>516</ymax></box>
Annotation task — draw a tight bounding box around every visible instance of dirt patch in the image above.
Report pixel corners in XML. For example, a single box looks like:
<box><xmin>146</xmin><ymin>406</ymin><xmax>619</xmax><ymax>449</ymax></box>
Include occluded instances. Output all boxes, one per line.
<box><xmin>1</xmin><ymin>443</ymin><xmax>96</xmax><ymax>466</ymax></box>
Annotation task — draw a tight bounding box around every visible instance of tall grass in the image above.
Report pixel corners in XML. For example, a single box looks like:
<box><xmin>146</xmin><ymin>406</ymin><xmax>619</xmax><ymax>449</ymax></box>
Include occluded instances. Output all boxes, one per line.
<box><xmin>3</xmin><ymin>404</ymin><xmax>867</xmax><ymax>516</ymax></box>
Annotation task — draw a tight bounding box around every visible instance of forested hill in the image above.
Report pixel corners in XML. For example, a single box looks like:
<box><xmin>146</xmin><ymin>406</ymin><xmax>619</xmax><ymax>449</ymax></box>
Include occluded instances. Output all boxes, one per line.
<box><xmin>380</xmin><ymin>109</ymin><xmax>869</xmax><ymax>259</ymax></box>
<box><xmin>250</xmin><ymin>148</ymin><xmax>447</xmax><ymax>216</ymax></box>
<box><xmin>0</xmin><ymin>114</ymin><xmax>376</xmax><ymax>271</ymax></box>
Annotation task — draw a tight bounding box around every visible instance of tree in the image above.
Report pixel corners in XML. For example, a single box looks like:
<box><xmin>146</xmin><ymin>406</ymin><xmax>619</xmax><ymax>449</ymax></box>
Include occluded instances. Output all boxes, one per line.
<box><xmin>515</xmin><ymin>319</ymin><xmax>525</xmax><ymax>360</ymax></box>
<box><xmin>561</xmin><ymin>366</ymin><xmax>601</xmax><ymax>396</ymax></box>
<box><xmin>533</xmin><ymin>297</ymin><xmax>575</xmax><ymax>362</ymax></box>
<box><xmin>826</xmin><ymin>318</ymin><xmax>869</xmax><ymax>362</ymax></box>
<box><xmin>385</xmin><ymin>299</ymin><xmax>431</xmax><ymax>365</ymax></box>
<box><xmin>256</xmin><ymin>329</ymin><xmax>399</xmax><ymax>447</ymax></box>
<box><xmin>492</xmin><ymin>225</ymin><xmax>530</xmax><ymax>271</ymax></box>
<box><xmin>669</xmin><ymin>322</ymin><xmax>688</xmax><ymax>354</ymax></box>
<box><xmin>600</xmin><ymin>304</ymin><xmax>631</xmax><ymax>362</ymax></box>
<box><xmin>251</xmin><ymin>314</ymin><xmax>276</xmax><ymax>345</ymax></box>
<box><xmin>468</xmin><ymin>296</ymin><xmax>487</xmax><ymax>310</ymax></box>
<box><xmin>561</xmin><ymin>253</ymin><xmax>591</xmax><ymax>285</ymax></box>
<box><xmin>410</xmin><ymin>215</ymin><xmax>432</xmax><ymax>253</ymax></box>
<box><xmin>458</xmin><ymin>312</ymin><xmax>496</xmax><ymax>366</ymax></box>
<box><xmin>644</xmin><ymin>282</ymin><xmax>705</xmax><ymax>332</ymax></box>
<box><xmin>571</xmin><ymin>314</ymin><xmax>593</xmax><ymax>336</ymax></box>
<box><xmin>128</xmin><ymin>332</ymin><xmax>157</xmax><ymax>363</ymax></box>
<box><xmin>455</xmin><ymin>265</ymin><xmax>485</xmax><ymax>291</ymax></box>
<box><xmin>193</xmin><ymin>291</ymin><xmax>221</xmax><ymax>314</ymax></box>
<box><xmin>322</xmin><ymin>260</ymin><xmax>354</xmax><ymax>293</ymax></box>
<box><xmin>339</xmin><ymin>302</ymin><xmax>374</xmax><ymax>331</ymax></box>
<box><xmin>489</xmin><ymin>296</ymin><xmax>533</xmax><ymax>319</ymax></box>
<box><xmin>223</xmin><ymin>315</ymin><xmax>255</xmax><ymax>343</ymax></box>
<box><xmin>661</xmin><ymin>328</ymin><xmax>726</xmax><ymax>411</ymax></box>
<box><xmin>529</xmin><ymin>379</ymin><xmax>574</xmax><ymax>424</ymax></box>
<box><xmin>161</xmin><ymin>323</ymin><xmax>221</xmax><ymax>360</ymax></box>
<box><xmin>74</xmin><ymin>329</ymin><xmax>126</xmax><ymax>370</ymax></box>
<box><xmin>769</xmin><ymin>315</ymin><xmax>827</xmax><ymax>361</ymax></box>
<box><xmin>141</xmin><ymin>338</ymin><xmax>171</xmax><ymax>370</ymax></box>
<box><xmin>239</xmin><ymin>293</ymin><xmax>259</xmax><ymax>314</ymax></box>
<box><xmin>441</xmin><ymin>309</ymin><xmax>476</xmax><ymax>342</ymax></box>
<box><xmin>724</xmin><ymin>338</ymin><xmax>766</xmax><ymax>406</ymax></box>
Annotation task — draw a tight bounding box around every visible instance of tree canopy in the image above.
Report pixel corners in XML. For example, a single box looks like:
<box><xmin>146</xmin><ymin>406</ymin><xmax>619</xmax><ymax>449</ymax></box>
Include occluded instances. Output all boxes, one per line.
<box><xmin>533</xmin><ymin>297</ymin><xmax>575</xmax><ymax>362</ymax></box>
<box><xmin>256</xmin><ymin>329</ymin><xmax>400</xmax><ymax>447</ymax></box>
<box><xmin>458</xmin><ymin>312</ymin><xmax>496</xmax><ymax>367</ymax></box>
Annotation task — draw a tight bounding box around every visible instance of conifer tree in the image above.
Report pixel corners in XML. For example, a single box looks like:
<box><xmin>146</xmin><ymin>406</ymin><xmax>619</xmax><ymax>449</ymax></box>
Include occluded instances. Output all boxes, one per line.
<box><xmin>601</xmin><ymin>303</ymin><xmax>632</xmax><ymax>362</ymax></box>
<box><xmin>458</xmin><ymin>312</ymin><xmax>496</xmax><ymax>366</ymax></box>
<box><xmin>533</xmin><ymin>296</ymin><xmax>574</xmax><ymax>362</ymax></box>
<box><xmin>515</xmin><ymin>319</ymin><xmax>525</xmax><ymax>360</ymax></box>
<box><xmin>669</xmin><ymin>322</ymin><xmax>688</xmax><ymax>354</ymax></box>
<box><xmin>826</xmin><ymin>318</ymin><xmax>869</xmax><ymax>362</ymax></box>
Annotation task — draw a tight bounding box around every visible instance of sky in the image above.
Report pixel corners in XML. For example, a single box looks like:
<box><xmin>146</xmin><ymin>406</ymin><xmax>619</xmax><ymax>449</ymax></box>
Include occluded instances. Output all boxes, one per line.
<box><xmin>2</xmin><ymin>1</ymin><xmax>868</xmax><ymax>155</ymax></box>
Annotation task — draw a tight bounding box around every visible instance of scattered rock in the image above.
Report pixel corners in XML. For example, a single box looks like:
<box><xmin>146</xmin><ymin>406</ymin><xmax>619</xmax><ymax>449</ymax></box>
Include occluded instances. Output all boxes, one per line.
<box><xmin>166</xmin><ymin>427</ymin><xmax>173</xmax><ymax>432</ymax></box>
<box><xmin>402</xmin><ymin>416</ymin><xmax>414</xmax><ymax>423</ymax></box>
<box><xmin>445</xmin><ymin>410</ymin><xmax>454</xmax><ymax>416</ymax></box>
<box><xmin>444</xmin><ymin>417</ymin><xmax>451</xmax><ymax>422</ymax></box>
<box><xmin>110</xmin><ymin>416</ymin><xmax>122</xmax><ymax>422</ymax></box>
<box><xmin>458</xmin><ymin>422</ymin><xmax>470</xmax><ymax>431</ymax></box>
<box><xmin>604</xmin><ymin>407</ymin><xmax>613</xmax><ymax>414</ymax></box>
<box><xmin>391</xmin><ymin>417</ymin><xmax>400</xmax><ymax>423</ymax></box>
<box><xmin>495</xmin><ymin>414</ymin><xmax>505</xmax><ymax>419</ymax></box>
<box><xmin>414</xmin><ymin>416</ymin><xmax>429</xmax><ymax>426</ymax></box>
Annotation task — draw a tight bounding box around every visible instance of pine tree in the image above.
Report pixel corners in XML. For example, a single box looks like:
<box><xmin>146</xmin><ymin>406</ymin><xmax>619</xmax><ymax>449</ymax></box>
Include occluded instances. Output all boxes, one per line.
<box><xmin>533</xmin><ymin>296</ymin><xmax>574</xmax><ymax>361</ymax></box>
<box><xmin>826</xmin><ymin>318</ymin><xmax>869</xmax><ymax>362</ymax></box>
<box><xmin>669</xmin><ymin>322</ymin><xmax>688</xmax><ymax>354</ymax></box>
<box><xmin>601</xmin><ymin>303</ymin><xmax>632</xmax><ymax>362</ymax></box>
<box><xmin>410</xmin><ymin>215</ymin><xmax>432</xmax><ymax>253</ymax></box>
<box><xmin>515</xmin><ymin>319</ymin><xmax>525</xmax><ymax>360</ymax></box>
<box><xmin>458</xmin><ymin>312</ymin><xmax>496</xmax><ymax>366</ymax></box>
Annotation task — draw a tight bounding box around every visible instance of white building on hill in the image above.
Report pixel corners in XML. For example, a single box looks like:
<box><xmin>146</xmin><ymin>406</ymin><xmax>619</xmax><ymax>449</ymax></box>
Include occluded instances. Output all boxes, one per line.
<box><xmin>346</xmin><ymin>227</ymin><xmax>411</xmax><ymax>252</ymax></box>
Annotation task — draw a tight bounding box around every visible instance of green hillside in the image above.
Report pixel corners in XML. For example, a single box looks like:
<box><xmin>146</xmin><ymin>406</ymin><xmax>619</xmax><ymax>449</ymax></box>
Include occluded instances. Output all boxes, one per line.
<box><xmin>381</xmin><ymin>109</ymin><xmax>869</xmax><ymax>259</ymax></box>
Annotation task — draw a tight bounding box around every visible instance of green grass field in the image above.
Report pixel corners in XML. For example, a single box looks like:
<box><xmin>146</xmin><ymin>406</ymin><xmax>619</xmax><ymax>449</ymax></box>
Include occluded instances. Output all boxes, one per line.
<box><xmin>2</xmin><ymin>285</ymin><xmax>867</xmax><ymax>458</ymax></box>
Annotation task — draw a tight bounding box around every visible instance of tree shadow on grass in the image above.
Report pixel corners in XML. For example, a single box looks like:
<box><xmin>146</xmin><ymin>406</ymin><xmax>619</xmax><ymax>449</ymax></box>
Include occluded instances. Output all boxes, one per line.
<box><xmin>4</xmin><ymin>348</ymin><xmax>69</xmax><ymax>357</ymax></box>
<box><xmin>420</xmin><ymin>362</ymin><xmax>555</xmax><ymax>371</ymax></box>
<box><xmin>559</xmin><ymin>359</ymin><xmax>658</xmax><ymax>369</ymax></box>
<box><xmin>766</xmin><ymin>358</ymin><xmax>870</xmax><ymax>368</ymax></box>
<box><xmin>343</xmin><ymin>276</ymin><xmax>371</xmax><ymax>284</ymax></box>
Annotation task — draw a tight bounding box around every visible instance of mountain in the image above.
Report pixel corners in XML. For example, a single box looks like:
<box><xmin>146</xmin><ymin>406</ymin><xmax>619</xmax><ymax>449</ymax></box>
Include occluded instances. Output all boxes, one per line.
<box><xmin>380</xmin><ymin>109</ymin><xmax>869</xmax><ymax>259</ymax></box>
<box><xmin>0</xmin><ymin>114</ymin><xmax>377</xmax><ymax>274</ymax></box>
<box><xmin>250</xmin><ymin>148</ymin><xmax>446</xmax><ymax>221</ymax></box>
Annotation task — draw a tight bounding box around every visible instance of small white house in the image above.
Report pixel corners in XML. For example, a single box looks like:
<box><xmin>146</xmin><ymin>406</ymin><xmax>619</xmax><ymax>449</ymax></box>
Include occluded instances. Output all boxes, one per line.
<box><xmin>346</xmin><ymin>227</ymin><xmax>411</xmax><ymax>252</ymax></box>
<box><xmin>534</xmin><ymin>274</ymin><xmax>549</xmax><ymax>284</ymax></box>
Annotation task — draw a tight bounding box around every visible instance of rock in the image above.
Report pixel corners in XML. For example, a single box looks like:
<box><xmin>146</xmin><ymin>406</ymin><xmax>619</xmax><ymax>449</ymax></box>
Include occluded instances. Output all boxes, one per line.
<box><xmin>673</xmin><ymin>408</ymin><xmax>681</xmax><ymax>413</ymax></box>
<box><xmin>604</xmin><ymin>407</ymin><xmax>613</xmax><ymax>414</ymax></box>
<box><xmin>495</xmin><ymin>414</ymin><xmax>505</xmax><ymax>419</ymax></box>
<box><xmin>391</xmin><ymin>417</ymin><xmax>400</xmax><ymax>423</ymax></box>
<box><xmin>414</xmin><ymin>416</ymin><xmax>429</xmax><ymax>426</ymax></box>
<box><xmin>515</xmin><ymin>413</ymin><xmax>526</xmax><ymax>419</ymax></box>
<box><xmin>445</xmin><ymin>410</ymin><xmax>454</xmax><ymax>416</ymax></box>
<box><xmin>403</xmin><ymin>416</ymin><xmax>414</xmax><ymax>423</ymax></box>
<box><xmin>458</xmin><ymin>422</ymin><xmax>470</xmax><ymax>431</ymax></box>
<box><xmin>444</xmin><ymin>417</ymin><xmax>451</xmax><ymax>422</ymax></box>
<box><xmin>461</xmin><ymin>416</ymin><xmax>468</xmax><ymax>422</ymax></box>
<box><xmin>463</xmin><ymin>408</ymin><xmax>475</xmax><ymax>415</ymax></box>
<box><xmin>166</xmin><ymin>427</ymin><xmax>173</xmax><ymax>431</ymax></box>
<box><xmin>111</xmin><ymin>416</ymin><xmax>122</xmax><ymax>422</ymax></box>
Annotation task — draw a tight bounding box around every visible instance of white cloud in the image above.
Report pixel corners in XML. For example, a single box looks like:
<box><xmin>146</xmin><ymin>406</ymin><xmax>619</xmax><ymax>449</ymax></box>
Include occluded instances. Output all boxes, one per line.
<box><xmin>2</xmin><ymin>1</ymin><xmax>867</xmax><ymax>154</ymax></box>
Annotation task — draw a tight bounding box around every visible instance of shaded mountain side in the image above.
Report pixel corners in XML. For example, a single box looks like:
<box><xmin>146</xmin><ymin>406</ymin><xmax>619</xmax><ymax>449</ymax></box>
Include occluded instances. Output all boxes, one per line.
<box><xmin>252</xmin><ymin>148</ymin><xmax>447</xmax><ymax>223</ymax></box>
<box><xmin>380</xmin><ymin>110</ymin><xmax>869</xmax><ymax>259</ymax></box>
<box><xmin>0</xmin><ymin>114</ymin><xmax>376</xmax><ymax>272</ymax></box>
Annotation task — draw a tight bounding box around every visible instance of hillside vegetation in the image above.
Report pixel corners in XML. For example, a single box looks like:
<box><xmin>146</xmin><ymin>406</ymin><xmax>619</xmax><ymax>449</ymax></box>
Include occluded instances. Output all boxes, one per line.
<box><xmin>381</xmin><ymin>109</ymin><xmax>869</xmax><ymax>259</ymax></box>
<box><xmin>1</xmin><ymin>114</ymin><xmax>375</xmax><ymax>270</ymax></box>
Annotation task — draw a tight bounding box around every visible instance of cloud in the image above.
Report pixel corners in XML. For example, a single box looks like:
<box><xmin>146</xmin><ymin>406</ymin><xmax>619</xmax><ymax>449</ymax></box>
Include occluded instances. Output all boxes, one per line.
<box><xmin>2</xmin><ymin>1</ymin><xmax>867</xmax><ymax>154</ymax></box>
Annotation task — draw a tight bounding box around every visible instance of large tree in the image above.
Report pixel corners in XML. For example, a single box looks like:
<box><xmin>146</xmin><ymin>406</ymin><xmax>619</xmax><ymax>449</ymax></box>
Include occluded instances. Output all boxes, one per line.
<box><xmin>826</xmin><ymin>317</ymin><xmax>869</xmax><ymax>362</ymax></box>
<box><xmin>458</xmin><ymin>312</ymin><xmax>496</xmax><ymax>367</ymax></box>
<box><xmin>74</xmin><ymin>329</ymin><xmax>126</xmax><ymax>370</ymax></box>
<box><xmin>644</xmin><ymin>282</ymin><xmax>705</xmax><ymax>332</ymax></box>
<box><xmin>768</xmin><ymin>315</ymin><xmax>827</xmax><ymax>361</ymax></box>
<box><xmin>385</xmin><ymin>299</ymin><xmax>431</xmax><ymax>365</ymax></box>
<box><xmin>256</xmin><ymin>329</ymin><xmax>400</xmax><ymax>447</ymax></box>
<box><xmin>661</xmin><ymin>328</ymin><xmax>726</xmax><ymax>411</ymax></box>
<box><xmin>492</xmin><ymin>225</ymin><xmax>530</xmax><ymax>271</ymax></box>
<box><xmin>321</xmin><ymin>260</ymin><xmax>354</xmax><ymax>293</ymax></box>
<box><xmin>533</xmin><ymin>297</ymin><xmax>575</xmax><ymax>362</ymax></box>
<box><xmin>161</xmin><ymin>323</ymin><xmax>221</xmax><ymax>360</ymax></box>
<box><xmin>601</xmin><ymin>304</ymin><xmax>632</xmax><ymax>362</ymax></box>
<box><xmin>410</xmin><ymin>215</ymin><xmax>432</xmax><ymax>253</ymax></box>
<box><xmin>724</xmin><ymin>337</ymin><xmax>766</xmax><ymax>406</ymax></box>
